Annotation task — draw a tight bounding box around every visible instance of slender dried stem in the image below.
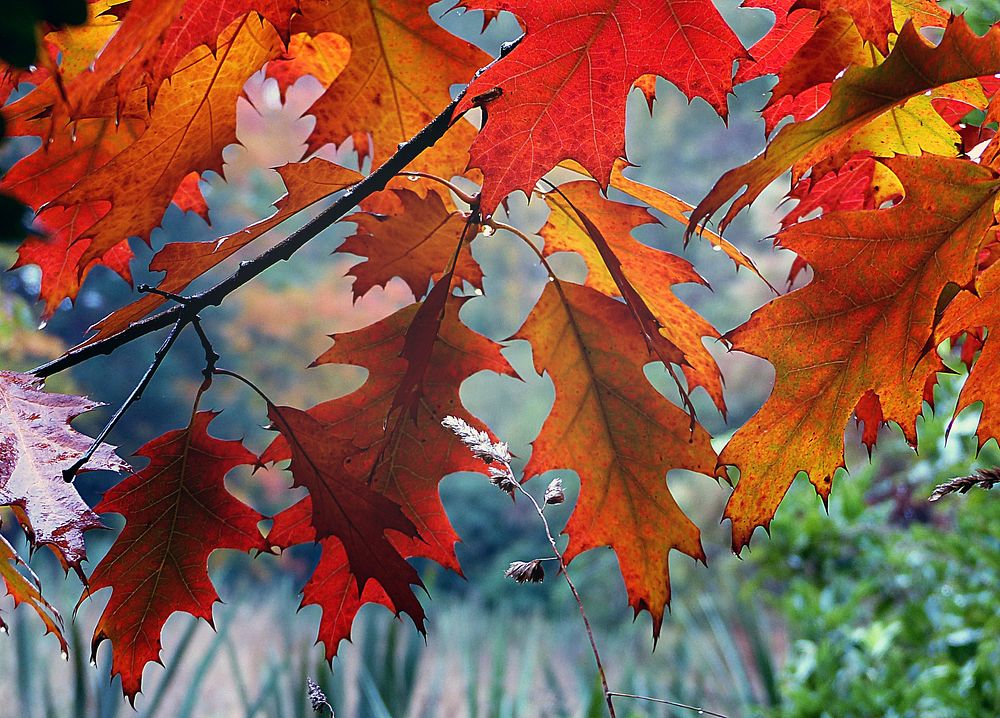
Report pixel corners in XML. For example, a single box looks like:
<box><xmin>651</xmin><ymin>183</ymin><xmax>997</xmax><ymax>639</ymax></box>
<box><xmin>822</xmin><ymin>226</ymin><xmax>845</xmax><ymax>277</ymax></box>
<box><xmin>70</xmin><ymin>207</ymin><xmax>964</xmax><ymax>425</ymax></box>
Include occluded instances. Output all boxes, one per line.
<box><xmin>506</xmin><ymin>470</ymin><xmax>617</xmax><ymax>718</ymax></box>
<box><xmin>607</xmin><ymin>692</ymin><xmax>728</xmax><ymax>717</ymax></box>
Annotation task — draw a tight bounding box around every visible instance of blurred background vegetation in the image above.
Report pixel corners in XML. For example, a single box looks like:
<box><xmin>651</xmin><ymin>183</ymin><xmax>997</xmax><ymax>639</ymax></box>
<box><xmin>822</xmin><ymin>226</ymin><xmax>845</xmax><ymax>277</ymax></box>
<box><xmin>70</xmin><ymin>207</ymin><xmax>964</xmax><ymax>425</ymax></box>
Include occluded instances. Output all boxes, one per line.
<box><xmin>0</xmin><ymin>1</ymin><xmax>997</xmax><ymax>716</ymax></box>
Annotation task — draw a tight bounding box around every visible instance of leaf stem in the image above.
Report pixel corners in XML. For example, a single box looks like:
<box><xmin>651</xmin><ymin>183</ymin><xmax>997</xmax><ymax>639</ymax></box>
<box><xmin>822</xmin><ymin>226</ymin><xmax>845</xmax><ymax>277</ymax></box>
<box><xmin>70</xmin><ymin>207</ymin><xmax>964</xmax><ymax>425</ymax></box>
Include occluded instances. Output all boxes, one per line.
<box><xmin>401</xmin><ymin>171</ymin><xmax>479</xmax><ymax>206</ymax></box>
<box><xmin>607</xmin><ymin>692</ymin><xmax>728</xmax><ymax>717</ymax></box>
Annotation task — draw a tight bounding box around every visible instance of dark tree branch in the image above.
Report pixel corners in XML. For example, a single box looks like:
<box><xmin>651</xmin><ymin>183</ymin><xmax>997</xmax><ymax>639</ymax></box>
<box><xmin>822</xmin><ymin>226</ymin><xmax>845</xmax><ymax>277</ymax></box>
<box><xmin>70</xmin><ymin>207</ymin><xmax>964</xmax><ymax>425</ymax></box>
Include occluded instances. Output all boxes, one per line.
<box><xmin>62</xmin><ymin>317</ymin><xmax>186</xmax><ymax>481</ymax></box>
<box><xmin>30</xmin><ymin>37</ymin><xmax>523</xmax><ymax>380</ymax></box>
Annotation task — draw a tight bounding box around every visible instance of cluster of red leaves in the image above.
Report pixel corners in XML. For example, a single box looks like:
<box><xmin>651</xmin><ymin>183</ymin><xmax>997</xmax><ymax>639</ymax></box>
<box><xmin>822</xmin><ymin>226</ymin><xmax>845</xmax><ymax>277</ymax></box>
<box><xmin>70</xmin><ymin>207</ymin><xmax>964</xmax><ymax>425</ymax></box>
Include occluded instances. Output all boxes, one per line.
<box><xmin>0</xmin><ymin>0</ymin><xmax>998</xmax><ymax>702</ymax></box>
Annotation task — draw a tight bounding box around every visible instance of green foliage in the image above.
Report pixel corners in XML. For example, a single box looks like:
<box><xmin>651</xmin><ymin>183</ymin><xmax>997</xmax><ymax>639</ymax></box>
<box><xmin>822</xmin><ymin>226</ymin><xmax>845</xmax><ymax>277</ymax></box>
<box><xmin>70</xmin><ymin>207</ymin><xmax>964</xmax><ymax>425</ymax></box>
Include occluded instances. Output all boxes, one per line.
<box><xmin>751</xmin><ymin>390</ymin><xmax>1000</xmax><ymax>718</ymax></box>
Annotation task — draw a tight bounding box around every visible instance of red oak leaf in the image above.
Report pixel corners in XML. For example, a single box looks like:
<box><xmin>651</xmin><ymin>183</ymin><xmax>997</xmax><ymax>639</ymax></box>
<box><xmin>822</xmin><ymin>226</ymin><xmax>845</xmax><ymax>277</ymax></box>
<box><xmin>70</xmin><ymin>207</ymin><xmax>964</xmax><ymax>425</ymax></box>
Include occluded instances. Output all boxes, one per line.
<box><xmin>85</xmin><ymin>412</ymin><xmax>265</xmax><ymax>701</ymax></box>
<box><xmin>457</xmin><ymin>0</ymin><xmax>747</xmax><ymax>211</ymax></box>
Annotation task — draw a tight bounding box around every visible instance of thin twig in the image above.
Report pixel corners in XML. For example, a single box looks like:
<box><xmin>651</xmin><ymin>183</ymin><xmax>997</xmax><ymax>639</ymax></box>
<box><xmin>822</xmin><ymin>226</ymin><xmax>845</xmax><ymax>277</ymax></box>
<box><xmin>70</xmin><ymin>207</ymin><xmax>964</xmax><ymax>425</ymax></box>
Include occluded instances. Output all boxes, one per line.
<box><xmin>62</xmin><ymin>317</ymin><xmax>186</xmax><ymax>481</ymax></box>
<box><xmin>190</xmin><ymin>316</ymin><xmax>219</xmax><ymax>382</ymax></box>
<box><xmin>401</xmin><ymin>171</ymin><xmax>479</xmax><ymax>205</ymax></box>
<box><xmin>507</xmin><ymin>472</ymin><xmax>617</xmax><ymax>718</ymax></box>
<box><xmin>29</xmin><ymin>36</ymin><xmax>524</xmax><ymax>380</ymax></box>
<box><xmin>608</xmin><ymin>692</ymin><xmax>728</xmax><ymax>717</ymax></box>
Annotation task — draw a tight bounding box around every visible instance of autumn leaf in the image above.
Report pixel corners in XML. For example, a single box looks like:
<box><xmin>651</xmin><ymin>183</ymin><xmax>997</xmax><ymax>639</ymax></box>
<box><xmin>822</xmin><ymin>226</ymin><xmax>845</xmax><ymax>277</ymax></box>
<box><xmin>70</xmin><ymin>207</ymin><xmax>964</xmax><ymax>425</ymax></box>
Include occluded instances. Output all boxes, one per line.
<box><xmin>690</xmin><ymin>17</ymin><xmax>1000</xmax><ymax>234</ymax></box>
<box><xmin>294</xmin><ymin>0</ymin><xmax>489</xmax><ymax>176</ymax></box>
<box><xmin>265</xmin><ymin>31</ymin><xmax>350</xmax><ymax>101</ymax></box>
<box><xmin>51</xmin><ymin>13</ymin><xmax>284</xmax><ymax>267</ymax></box>
<box><xmin>457</xmin><ymin>0</ymin><xmax>747</xmax><ymax>212</ymax></box>
<box><xmin>0</xmin><ymin>534</ymin><xmax>67</xmax><ymax>654</ymax></box>
<box><xmin>516</xmin><ymin>281</ymin><xmax>717</xmax><ymax>636</ymax></box>
<box><xmin>266</xmin><ymin>404</ymin><xmax>428</xmax><ymax>637</ymax></box>
<box><xmin>561</xmin><ymin>158</ymin><xmax>764</xmax><ymax>279</ymax></box>
<box><xmin>339</xmin><ymin>187</ymin><xmax>483</xmax><ymax>301</ymax></box>
<box><xmin>81</xmin><ymin>158</ymin><xmax>362</xmax><ymax>346</ymax></box>
<box><xmin>0</xmin><ymin>371</ymin><xmax>128</xmax><ymax>569</ymax></box>
<box><xmin>85</xmin><ymin>411</ymin><xmax>265</xmax><ymax>701</ymax></box>
<box><xmin>937</xmin><ymin>261</ymin><xmax>1000</xmax><ymax>449</ymax></box>
<box><xmin>721</xmin><ymin>155</ymin><xmax>1000</xmax><ymax>553</ymax></box>
<box><xmin>262</xmin><ymin>299</ymin><xmax>513</xmax><ymax>654</ymax></box>
<box><xmin>540</xmin><ymin>180</ymin><xmax>726</xmax><ymax>413</ymax></box>
<box><xmin>269</xmin><ymin>497</ymin><xmax>396</xmax><ymax>660</ymax></box>
<box><xmin>734</xmin><ymin>0</ymin><xmax>817</xmax><ymax>87</ymax></box>
<box><xmin>57</xmin><ymin>1</ymin><xmax>299</xmax><ymax>114</ymax></box>
<box><xmin>814</xmin><ymin>0</ymin><xmax>893</xmax><ymax>54</ymax></box>
<box><xmin>0</xmin><ymin>116</ymin><xmax>143</xmax><ymax>317</ymax></box>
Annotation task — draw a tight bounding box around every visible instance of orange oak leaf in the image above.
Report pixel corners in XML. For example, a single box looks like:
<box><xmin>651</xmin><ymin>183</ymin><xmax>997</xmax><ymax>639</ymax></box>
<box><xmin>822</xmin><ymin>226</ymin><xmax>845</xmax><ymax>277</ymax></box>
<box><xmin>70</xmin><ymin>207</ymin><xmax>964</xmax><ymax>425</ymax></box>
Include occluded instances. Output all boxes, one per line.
<box><xmin>540</xmin><ymin>181</ymin><xmax>726</xmax><ymax>413</ymax></box>
<box><xmin>295</xmin><ymin>0</ymin><xmax>489</xmax><ymax>177</ymax></box>
<box><xmin>81</xmin><ymin>158</ymin><xmax>362</xmax><ymax>346</ymax></box>
<box><xmin>0</xmin><ymin>116</ymin><xmax>143</xmax><ymax>316</ymax></box>
<box><xmin>85</xmin><ymin>411</ymin><xmax>265</xmax><ymax>701</ymax></box>
<box><xmin>937</xmin><ymin>261</ymin><xmax>1000</xmax><ymax>449</ymax></box>
<box><xmin>264</xmin><ymin>31</ymin><xmax>350</xmax><ymax>101</ymax></box>
<box><xmin>339</xmin><ymin>188</ymin><xmax>483</xmax><ymax>301</ymax></box>
<box><xmin>561</xmin><ymin>159</ymin><xmax>764</xmax><ymax>278</ymax></box>
<box><xmin>690</xmin><ymin>17</ymin><xmax>1000</xmax><ymax>234</ymax></box>
<box><xmin>816</xmin><ymin>0</ymin><xmax>893</xmax><ymax>54</ymax></box>
<box><xmin>0</xmin><ymin>534</ymin><xmax>67</xmax><ymax>654</ymax></box>
<box><xmin>458</xmin><ymin>0</ymin><xmax>747</xmax><ymax>212</ymax></box>
<box><xmin>516</xmin><ymin>281</ymin><xmax>717</xmax><ymax>637</ymax></box>
<box><xmin>58</xmin><ymin>1</ymin><xmax>300</xmax><ymax>114</ymax></box>
<box><xmin>0</xmin><ymin>372</ymin><xmax>128</xmax><ymax>570</ymax></box>
<box><xmin>720</xmin><ymin>155</ymin><xmax>1000</xmax><ymax>552</ymax></box>
<box><xmin>51</xmin><ymin>14</ymin><xmax>284</xmax><ymax>267</ymax></box>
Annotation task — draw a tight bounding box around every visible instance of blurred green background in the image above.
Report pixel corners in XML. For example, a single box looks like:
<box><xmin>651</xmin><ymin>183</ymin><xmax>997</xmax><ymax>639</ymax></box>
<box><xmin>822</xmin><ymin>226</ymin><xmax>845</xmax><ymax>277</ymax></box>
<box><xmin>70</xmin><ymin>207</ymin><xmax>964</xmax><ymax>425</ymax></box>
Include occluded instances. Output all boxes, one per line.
<box><xmin>0</xmin><ymin>1</ymin><xmax>997</xmax><ymax>716</ymax></box>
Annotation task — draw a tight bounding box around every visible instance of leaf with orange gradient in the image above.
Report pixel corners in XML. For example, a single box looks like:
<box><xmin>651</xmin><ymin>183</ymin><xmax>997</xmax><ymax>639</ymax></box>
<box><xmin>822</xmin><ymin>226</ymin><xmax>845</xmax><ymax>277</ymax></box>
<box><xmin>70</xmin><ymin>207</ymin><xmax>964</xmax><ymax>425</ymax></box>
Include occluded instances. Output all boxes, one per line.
<box><xmin>58</xmin><ymin>0</ymin><xmax>300</xmax><ymax>113</ymax></box>
<box><xmin>690</xmin><ymin>17</ymin><xmax>1000</xmax><ymax>235</ymax></box>
<box><xmin>816</xmin><ymin>0</ymin><xmax>893</xmax><ymax>54</ymax></box>
<box><xmin>457</xmin><ymin>0</ymin><xmax>747</xmax><ymax>212</ymax></box>
<box><xmin>52</xmin><ymin>14</ymin><xmax>283</xmax><ymax>267</ymax></box>
<box><xmin>265</xmin><ymin>32</ymin><xmax>351</xmax><ymax>101</ymax></box>
<box><xmin>295</xmin><ymin>0</ymin><xmax>488</xmax><ymax>177</ymax></box>
<box><xmin>937</xmin><ymin>261</ymin><xmax>1000</xmax><ymax>449</ymax></box>
<box><xmin>80</xmin><ymin>158</ymin><xmax>361</xmax><ymax>346</ymax></box>
<box><xmin>0</xmin><ymin>372</ymin><xmax>129</xmax><ymax>569</ymax></box>
<box><xmin>560</xmin><ymin>159</ymin><xmax>764</xmax><ymax>278</ymax></box>
<box><xmin>0</xmin><ymin>534</ymin><xmax>67</xmax><ymax>654</ymax></box>
<box><xmin>516</xmin><ymin>281</ymin><xmax>716</xmax><ymax>637</ymax></box>
<box><xmin>720</xmin><ymin>156</ymin><xmax>1000</xmax><ymax>552</ymax></box>
<box><xmin>540</xmin><ymin>181</ymin><xmax>726</xmax><ymax>413</ymax></box>
<box><xmin>340</xmin><ymin>188</ymin><xmax>483</xmax><ymax>300</ymax></box>
<box><xmin>85</xmin><ymin>412</ymin><xmax>265</xmax><ymax>701</ymax></box>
